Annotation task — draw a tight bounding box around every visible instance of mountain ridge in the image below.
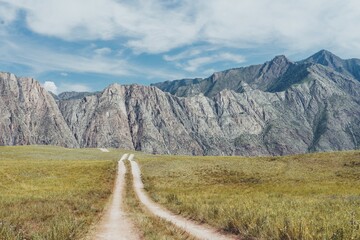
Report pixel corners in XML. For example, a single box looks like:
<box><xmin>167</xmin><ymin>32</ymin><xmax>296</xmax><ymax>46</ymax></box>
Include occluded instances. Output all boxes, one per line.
<box><xmin>0</xmin><ymin>50</ymin><xmax>359</xmax><ymax>156</ymax></box>
<box><xmin>153</xmin><ymin>50</ymin><xmax>360</xmax><ymax>97</ymax></box>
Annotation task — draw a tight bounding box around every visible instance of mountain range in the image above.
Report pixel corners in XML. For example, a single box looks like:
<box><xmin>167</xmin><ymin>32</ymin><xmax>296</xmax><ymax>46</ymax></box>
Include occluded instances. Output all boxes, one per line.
<box><xmin>0</xmin><ymin>50</ymin><xmax>359</xmax><ymax>156</ymax></box>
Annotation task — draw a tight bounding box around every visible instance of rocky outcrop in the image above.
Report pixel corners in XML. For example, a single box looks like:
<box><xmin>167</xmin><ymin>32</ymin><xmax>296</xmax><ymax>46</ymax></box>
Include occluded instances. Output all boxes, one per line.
<box><xmin>0</xmin><ymin>72</ymin><xmax>78</xmax><ymax>147</ymax></box>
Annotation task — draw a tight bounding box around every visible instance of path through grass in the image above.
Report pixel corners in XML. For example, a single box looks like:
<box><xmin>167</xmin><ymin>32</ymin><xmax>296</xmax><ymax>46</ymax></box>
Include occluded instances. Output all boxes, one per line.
<box><xmin>138</xmin><ymin>151</ymin><xmax>360</xmax><ymax>239</ymax></box>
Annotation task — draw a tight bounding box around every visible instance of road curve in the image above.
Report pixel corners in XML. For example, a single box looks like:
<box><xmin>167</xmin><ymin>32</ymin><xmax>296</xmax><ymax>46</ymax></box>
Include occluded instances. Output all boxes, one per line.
<box><xmin>129</xmin><ymin>156</ymin><xmax>239</xmax><ymax>240</ymax></box>
<box><xmin>91</xmin><ymin>153</ymin><xmax>140</xmax><ymax>240</ymax></box>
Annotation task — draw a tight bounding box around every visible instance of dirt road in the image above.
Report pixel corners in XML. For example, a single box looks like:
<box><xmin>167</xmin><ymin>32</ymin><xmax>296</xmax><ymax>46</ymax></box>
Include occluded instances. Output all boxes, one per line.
<box><xmin>129</xmin><ymin>156</ymin><xmax>239</xmax><ymax>240</ymax></box>
<box><xmin>90</xmin><ymin>153</ymin><xmax>140</xmax><ymax>240</ymax></box>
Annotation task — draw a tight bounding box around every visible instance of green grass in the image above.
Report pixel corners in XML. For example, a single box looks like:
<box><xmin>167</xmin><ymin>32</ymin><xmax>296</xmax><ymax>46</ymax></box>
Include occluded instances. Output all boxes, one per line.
<box><xmin>123</xmin><ymin>161</ymin><xmax>194</xmax><ymax>240</ymax></box>
<box><xmin>137</xmin><ymin>151</ymin><xmax>360</xmax><ymax>240</ymax></box>
<box><xmin>2</xmin><ymin>146</ymin><xmax>360</xmax><ymax>239</ymax></box>
<box><xmin>0</xmin><ymin>145</ymin><xmax>124</xmax><ymax>240</ymax></box>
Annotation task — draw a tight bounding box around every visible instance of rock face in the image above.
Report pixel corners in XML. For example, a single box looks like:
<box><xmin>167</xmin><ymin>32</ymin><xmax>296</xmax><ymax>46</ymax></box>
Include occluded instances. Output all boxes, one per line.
<box><xmin>151</xmin><ymin>55</ymin><xmax>295</xmax><ymax>97</ymax></box>
<box><xmin>0</xmin><ymin>50</ymin><xmax>359</xmax><ymax>156</ymax></box>
<box><xmin>152</xmin><ymin>50</ymin><xmax>360</xmax><ymax>97</ymax></box>
<box><xmin>57</xmin><ymin>91</ymin><xmax>98</xmax><ymax>101</ymax></box>
<box><xmin>0</xmin><ymin>72</ymin><xmax>78</xmax><ymax>147</ymax></box>
<box><xmin>302</xmin><ymin>50</ymin><xmax>360</xmax><ymax>81</ymax></box>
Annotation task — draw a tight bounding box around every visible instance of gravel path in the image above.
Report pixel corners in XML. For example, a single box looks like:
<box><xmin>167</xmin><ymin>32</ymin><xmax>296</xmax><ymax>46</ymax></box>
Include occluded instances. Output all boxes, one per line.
<box><xmin>91</xmin><ymin>153</ymin><xmax>140</xmax><ymax>240</ymax></box>
<box><xmin>129</xmin><ymin>156</ymin><xmax>239</xmax><ymax>240</ymax></box>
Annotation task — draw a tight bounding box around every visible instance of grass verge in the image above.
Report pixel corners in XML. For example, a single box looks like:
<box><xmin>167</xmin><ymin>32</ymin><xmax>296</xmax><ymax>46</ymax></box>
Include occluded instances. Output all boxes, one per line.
<box><xmin>0</xmin><ymin>145</ymin><xmax>123</xmax><ymax>240</ymax></box>
<box><xmin>123</xmin><ymin>160</ymin><xmax>194</xmax><ymax>240</ymax></box>
<box><xmin>138</xmin><ymin>151</ymin><xmax>360</xmax><ymax>240</ymax></box>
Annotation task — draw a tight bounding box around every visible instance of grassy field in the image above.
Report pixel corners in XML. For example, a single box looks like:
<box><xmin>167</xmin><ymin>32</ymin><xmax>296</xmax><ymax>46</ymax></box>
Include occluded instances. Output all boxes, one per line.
<box><xmin>137</xmin><ymin>151</ymin><xmax>360</xmax><ymax>240</ymax></box>
<box><xmin>123</xmin><ymin>161</ymin><xmax>194</xmax><ymax>240</ymax></box>
<box><xmin>0</xmin><ymin>145</ymin><xmax>123</xmax><ymax>240</ymax></box>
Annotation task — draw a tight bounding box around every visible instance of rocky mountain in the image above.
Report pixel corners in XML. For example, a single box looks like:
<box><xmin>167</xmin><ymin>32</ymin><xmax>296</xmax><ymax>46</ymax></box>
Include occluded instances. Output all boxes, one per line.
<box><xmin>152</xmin><ymin>50</ymin><xmax>360</xmax><ymax>97</ymax></box>
<box><xmin>0</xmin><ymin>72</ymin><xmax>78</xmax><ymax>147</ymax></box>
<box><xmin>302</xmin><ymin>50</ymin><xmax>360</xmax><ymax>81</ymax></box>
<box><xmin>151</xmin><ymin>55</ymin><xmax>297</xmax><ymax>97</ymax></box>
<box><xmin>0</xmin><ymin>50</ymin><xmax>359</xmax><ymax>156</ymax></box>
<box><xmin>57</xmin><ymin>91</ymin><xmax>99</xmax><ymax>101</ymax></box>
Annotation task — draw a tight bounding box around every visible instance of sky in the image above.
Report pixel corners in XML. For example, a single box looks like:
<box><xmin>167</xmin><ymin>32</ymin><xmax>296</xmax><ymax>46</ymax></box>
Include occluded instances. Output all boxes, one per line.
<box><xmin>1</xmin><ymin>0</ymin><xmax>360</xmax><ymax>94</ymax></box>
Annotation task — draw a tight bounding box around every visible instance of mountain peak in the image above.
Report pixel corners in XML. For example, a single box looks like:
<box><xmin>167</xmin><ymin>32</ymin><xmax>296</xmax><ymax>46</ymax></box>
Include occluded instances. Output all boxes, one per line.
<box><xmin>313</xmin><ymin>49</ymin><xmax>341</xmax><ymax>58</ymax></box>
<box><xmin>307</xmin><ymin>49</ymin><xmax>342</xmax><ymax>63</ymax></box>
<box><xmin>271</xmin><ymin>55</ymin><xmax>290</xmax><ymax>64</ymax></box>
<box><xmin>301</xmin><ymin>49</ymin><xmax>347</xmax><ymax>73</ymax></box>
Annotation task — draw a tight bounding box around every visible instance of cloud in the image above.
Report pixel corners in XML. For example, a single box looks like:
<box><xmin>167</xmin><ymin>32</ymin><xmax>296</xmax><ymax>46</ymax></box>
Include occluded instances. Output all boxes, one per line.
<box><xmin>163</xmin><ymin>49</ymin><xmax>202</xmax><ymax>62</ymax></box>
<box><xmin>181</xmin><ymin>52</ymin><xmax>245</xmax><ymax>72</ymax></box>
<box><xmin>42</xmin><ymin>80</ymin><xmax>92</xmax><ymax>94</ymax></box>
<box><xmin>1</xmin><ymin>0</ymin><xmax>203</xmax><ymax>53</ymax></box>
<box><xmin>0</xmin><ymin>39</ymin><xmax>130</xmax><ymax>76</ymax></box>
<box><xmin>0</xmin><ymin>2</ymin><xmax>17</xmax><ymax>25</ymax></box>
<box><xmin>0</xmin><ymin>27</ymin><xmax>182</xmax><ymax>81</ymax></box>
<box><xmin>94</xmin><ymin>47</ymin><xmax>112</xmax><ymax>56</ymax></box>
<box><xmin>43</xmin><ymin>81</ymin><xmax>58</xmax><ymax>94</ymax></box>
<box><xmin>2</xmin><ymin>0</ymin><xmax>360</xmax><ymax>56</ymax></box>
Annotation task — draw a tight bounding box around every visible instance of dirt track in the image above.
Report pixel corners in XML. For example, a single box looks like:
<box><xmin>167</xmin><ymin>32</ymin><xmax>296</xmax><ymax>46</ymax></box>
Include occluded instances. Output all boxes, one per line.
<box><xmin>89</xmin><ymin>152</ymin><xmax>239</xmax><ymax>240</ymax></box>
<box><xmin>90</xmin><ymin>153</ymin><xmax>140</xmax><ymax>240</ymax></box>
<box><xmin>129</xmin><ymin>156</ymin><xmax>239</xmax><ymax>240</ymax></box>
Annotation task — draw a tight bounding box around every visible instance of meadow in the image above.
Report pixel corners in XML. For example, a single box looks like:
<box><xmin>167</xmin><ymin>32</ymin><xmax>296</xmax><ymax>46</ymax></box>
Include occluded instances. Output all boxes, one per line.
<box><xmin>0</xmin><ymin>146</ymin><xmax>122</xmax><ymax>240</ymax></box>
<box><xmin>138</xmin><ymin>151</ymin><xmax>360</xmax><ymax>240</ymax></box>
<box><xmin>123</xmin><ymin>161</ymin><xmax>194</xmax><ymax>240</ymax></box>
<box><xmin>0</xmin><ymin>146</ymin><xmax>193</xmax><ymax>240</ymax></box>
<box><xmin>1</xmin><ymin>145</ymin><xmax>359</xmax><ymax>240</ymax></box>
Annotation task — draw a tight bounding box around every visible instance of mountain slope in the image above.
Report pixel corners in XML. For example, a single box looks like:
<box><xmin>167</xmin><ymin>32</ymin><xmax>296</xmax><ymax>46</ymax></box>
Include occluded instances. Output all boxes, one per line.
<box><xmin>0</xmin><ymin>72</ymin><xmax>78</xmax><ymax>147</ymax></box>
<box><xmin>152</xmin><ymin>50</ymin><xmax>360</xmax><ymax>97</ymax></box>
<box><xmin>151</xmin><ymin>55</ymin><xmax>306</xmax><ymax>97</ymax></box>
<box><xmin>301</xmin><ymin>49</ymin><xmax>360</xmax><ymax>81</ymax></box>
<box><xmin>0</xmin><ymin>50</ymin><xmax>359</xmax><ymax>156</ymax></box>
<box><xmin>58</xmin><ymin>65</ymin><xmax>360</xmax><ymax>155</ymax></box>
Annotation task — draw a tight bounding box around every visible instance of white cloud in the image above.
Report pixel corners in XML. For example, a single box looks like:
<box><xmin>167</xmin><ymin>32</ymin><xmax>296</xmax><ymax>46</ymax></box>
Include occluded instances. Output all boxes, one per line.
<box><xmin>2</xmin><ymin>0</ymin><xmax>360</xmax><ymax>56</ymax></box>
<box><xmin>1</xmin><ymin>0</ymin><xmax>203</xmax><ymax>53</ymax></box>
<box><xmin>94</xmin><ymin>47</ymin><xmax>112</xmax><ymax>56</ymax></box>
<box><xmin>42</xmin><ymin>81</ymin><xmax>93</xmax><ymax>94</ymax></box>
<box><xmin>0</xmin><ymin>38</ymin><xmax>130</xmax><ymax>76</ymax></box>
<box><xmin>183</xmin><ymin>52</ymin><xmax>245</xmax><ymax>72</ymax></box>
<box><xmin>0</xmin><ymin>26</ymin><xmax>182</xmax><ymax>81</ymax></box>
<box><xmin>0</xmin><ymin>2</ymin><xmax>17</xmax><ymax>25</ymax></box>
<box><xmin>43</xmin><ymin>81</ymin><xmax>58</xmax><ymax>94</ymax></box>
<box><xmin>164</xmin><ymin>49</ymin><xmax>202</xmax><ymax>62</ymax></box>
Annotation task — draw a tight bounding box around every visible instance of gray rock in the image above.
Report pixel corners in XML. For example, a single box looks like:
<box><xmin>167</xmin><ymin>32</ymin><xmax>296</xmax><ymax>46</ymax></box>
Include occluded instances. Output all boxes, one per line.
<box><xmin>58</xmin><ymin>63</ymin><xmax>360</xmax><ymax>155</ymax></box>
<box><xmin>301</xmin><ymin>49</ymin><xmax>360</xmax><ymax>81</ymax></box>
<box><xmin>0</xmin><ymin>50</ymin><xmax>359</xmax><ymax>156</ymax></box>
<box><xmin>0</xmin><ymin>72</ymin><xmax>78</xmax><ymax>147</ymax></box>
<box><xmin>57</xmin><ymin>91</ymin><xmax>99</xmax><ymax>100</ymax></box>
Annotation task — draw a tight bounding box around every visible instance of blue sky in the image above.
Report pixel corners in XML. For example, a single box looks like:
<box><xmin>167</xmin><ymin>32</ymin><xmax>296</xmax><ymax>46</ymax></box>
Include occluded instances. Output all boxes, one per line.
<box><xmin>1</xmin><ymin>0</ymin><xmax>360</xmax><ymax>94</ymax></box>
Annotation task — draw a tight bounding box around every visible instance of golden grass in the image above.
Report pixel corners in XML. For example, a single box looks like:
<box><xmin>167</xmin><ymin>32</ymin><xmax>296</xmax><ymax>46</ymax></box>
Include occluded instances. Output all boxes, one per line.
<box><xmin>123</xmin><ymin>160</ymin><xmax>194</xmax><ymax>240</ymax></box>
<box><xmin>137</xmin><ymin>151</ymin><xmax>360</xmax><ymax>240</ymax></box>
<box><xmin>0</xmin><ymin>145</ymin><xmax>124</xmax><ymax>240</ymax></box>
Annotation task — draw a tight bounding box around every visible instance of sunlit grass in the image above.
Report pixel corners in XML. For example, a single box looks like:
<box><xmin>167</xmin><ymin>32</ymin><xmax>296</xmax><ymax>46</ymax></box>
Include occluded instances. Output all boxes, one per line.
<box><xmin>0</xmin><ymin>145</ymin><xmax>124</xmax><ymax>240</ymax></box>
<box><xmin>123</xmin><ymin>161</ymin><xmax>194</xmax><ymax>240</ymax></box>
<box><xmin>138</xmin><ymin>151</ymin><xmax>360</xmax><ymax>239</ymax></box>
